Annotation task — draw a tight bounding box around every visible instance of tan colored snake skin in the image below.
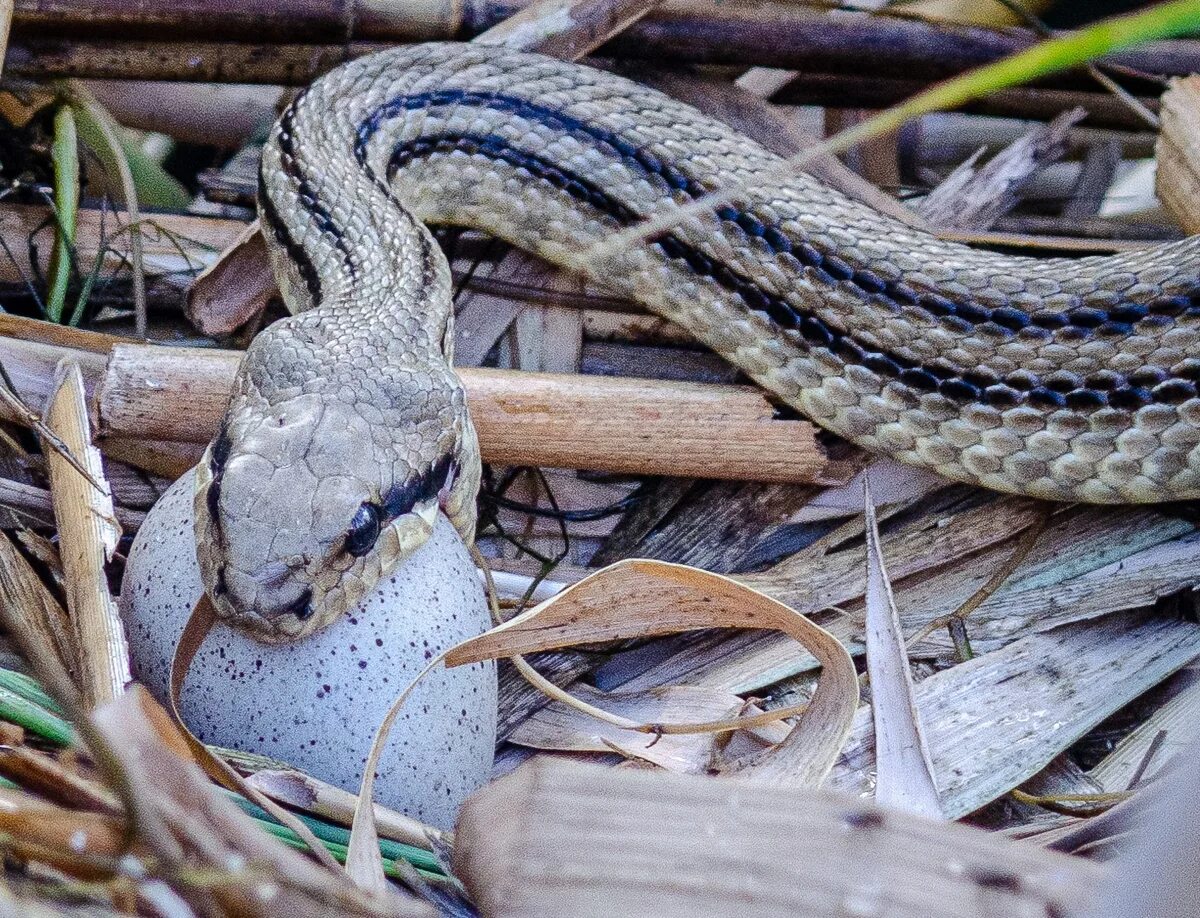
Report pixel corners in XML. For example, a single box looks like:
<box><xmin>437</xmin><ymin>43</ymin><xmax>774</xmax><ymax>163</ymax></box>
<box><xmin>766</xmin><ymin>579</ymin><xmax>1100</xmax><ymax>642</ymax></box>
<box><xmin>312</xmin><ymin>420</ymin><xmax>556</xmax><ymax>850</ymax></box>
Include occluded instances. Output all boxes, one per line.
<box><xmin>195</xmin><ymin>42</ymin><xmax>1200</xmax><ymax>640</ymax></box>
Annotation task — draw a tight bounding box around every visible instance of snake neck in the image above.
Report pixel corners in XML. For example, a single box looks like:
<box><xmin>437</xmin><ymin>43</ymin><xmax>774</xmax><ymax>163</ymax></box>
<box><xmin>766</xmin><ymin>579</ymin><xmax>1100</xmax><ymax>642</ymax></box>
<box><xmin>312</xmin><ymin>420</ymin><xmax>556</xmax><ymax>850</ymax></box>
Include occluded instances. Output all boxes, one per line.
<box><xmin>258</xmin><ymin>88</ymin><xmax>454</xmax><ymax>366</ymax></box>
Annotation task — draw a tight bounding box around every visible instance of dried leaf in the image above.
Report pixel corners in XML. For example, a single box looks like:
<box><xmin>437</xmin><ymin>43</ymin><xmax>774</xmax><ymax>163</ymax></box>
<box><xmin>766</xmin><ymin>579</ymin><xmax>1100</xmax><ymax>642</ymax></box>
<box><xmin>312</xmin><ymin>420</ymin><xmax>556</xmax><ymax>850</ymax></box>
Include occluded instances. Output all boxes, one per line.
<box><xmin>447</xmin><ymin>558</ymin><xmax>858</xmax><ymax>786</ymax></box>
<box><xmin>510</xmin><ymin>683</ymin><xmax>746</xmax><ymax>773</ymax></box>
<box><xmin>863</xmin><ymin>480</ymin><xmax>942</xmax><ymax>819</ymax></box>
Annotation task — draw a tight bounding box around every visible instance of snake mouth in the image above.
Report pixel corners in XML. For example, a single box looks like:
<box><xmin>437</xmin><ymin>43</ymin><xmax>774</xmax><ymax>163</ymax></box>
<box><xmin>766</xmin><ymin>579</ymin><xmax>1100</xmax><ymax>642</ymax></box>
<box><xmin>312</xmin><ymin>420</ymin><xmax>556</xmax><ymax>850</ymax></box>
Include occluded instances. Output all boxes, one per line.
<box><xmin>275</xmin><ymin>588</ymin><xmax>315</xmax><ymax>622</ymax></box>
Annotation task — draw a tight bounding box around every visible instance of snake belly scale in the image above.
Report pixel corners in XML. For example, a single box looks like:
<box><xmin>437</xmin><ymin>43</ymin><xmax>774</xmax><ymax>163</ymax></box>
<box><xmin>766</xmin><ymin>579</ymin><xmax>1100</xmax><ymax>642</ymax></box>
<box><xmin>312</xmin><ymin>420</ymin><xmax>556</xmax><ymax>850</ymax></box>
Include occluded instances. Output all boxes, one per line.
<box><xmin>194</xmin><ymin>42</ymin><xmax>1200</xmax><ymax>640</ymax></box>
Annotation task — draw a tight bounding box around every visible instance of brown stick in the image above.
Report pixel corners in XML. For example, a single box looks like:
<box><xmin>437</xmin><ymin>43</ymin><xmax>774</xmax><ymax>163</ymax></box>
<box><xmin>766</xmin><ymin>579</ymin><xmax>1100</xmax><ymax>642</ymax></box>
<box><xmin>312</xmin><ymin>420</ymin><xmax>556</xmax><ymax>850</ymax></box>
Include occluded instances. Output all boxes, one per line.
<box><xmin>454</xmin><ymin>759</ymin><xmax>1101</xmax><ymax>918</ymax></box>
<box><xmin>770</xmin><ymin>72</ymin><xmax>1160</xmax><ymax>132</ymax></box>
<box><xmin>5</xmin><ymin>39</ymin><xmax>1157</xmax><ymax>131</ymax></box>
<box><xmin>0</xmin><ymin>203</ymin><xmax>247</xmax><ymax>289</ymax></box>
<box><xmin>13</xmin><ymin>2</ymin><xmax>1200</xmax><ymax>88</ymax></box>
<box><xmin>93</xmin><ymin>343</ymin><xmax>827</xmax><ymax>483</ymax></box>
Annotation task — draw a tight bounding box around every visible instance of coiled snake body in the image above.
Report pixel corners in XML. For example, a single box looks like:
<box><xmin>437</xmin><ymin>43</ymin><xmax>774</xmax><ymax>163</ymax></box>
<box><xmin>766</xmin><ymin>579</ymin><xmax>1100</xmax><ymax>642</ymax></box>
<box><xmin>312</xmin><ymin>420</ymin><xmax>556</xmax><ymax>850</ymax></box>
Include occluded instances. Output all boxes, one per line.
<box><xmin>194</xmin><ymin>42</ymin><xmax>1200</xmax><ymax>640</ymax></box>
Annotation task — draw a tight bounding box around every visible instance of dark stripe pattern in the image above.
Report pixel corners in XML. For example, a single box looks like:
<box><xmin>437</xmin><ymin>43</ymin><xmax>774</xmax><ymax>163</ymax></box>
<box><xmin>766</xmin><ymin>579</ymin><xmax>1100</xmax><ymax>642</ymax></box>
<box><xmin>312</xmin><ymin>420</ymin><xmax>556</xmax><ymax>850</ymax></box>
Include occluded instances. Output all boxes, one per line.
<box><xmin>261</xmin><ymin>93</ymin><xmax>359</xmax><ymax>306</ymax></box>
<box><xmin>354</xmin><ymin>91</ymin><xmax>1200</xmax><ymax>412</ymax></box>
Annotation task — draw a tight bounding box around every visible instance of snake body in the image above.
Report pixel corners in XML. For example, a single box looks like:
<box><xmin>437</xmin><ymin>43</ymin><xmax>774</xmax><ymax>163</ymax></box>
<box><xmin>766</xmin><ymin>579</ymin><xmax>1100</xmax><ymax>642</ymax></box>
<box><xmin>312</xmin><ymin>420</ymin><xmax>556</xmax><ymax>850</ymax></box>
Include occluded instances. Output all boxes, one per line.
<box><xmin>194</xmin><ymin>42</ymin><xmax>1200</xmax><ymax>639</ymax></box>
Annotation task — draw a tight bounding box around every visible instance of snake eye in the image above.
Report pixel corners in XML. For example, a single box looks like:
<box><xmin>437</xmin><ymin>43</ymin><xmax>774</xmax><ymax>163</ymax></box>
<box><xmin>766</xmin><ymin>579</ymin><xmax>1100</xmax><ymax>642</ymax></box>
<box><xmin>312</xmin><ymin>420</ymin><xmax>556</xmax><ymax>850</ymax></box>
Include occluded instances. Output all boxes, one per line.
<box><xmin>345</xmin><ymin>503</ymin><xmax>381</xmax><ymax>557</ymax></box>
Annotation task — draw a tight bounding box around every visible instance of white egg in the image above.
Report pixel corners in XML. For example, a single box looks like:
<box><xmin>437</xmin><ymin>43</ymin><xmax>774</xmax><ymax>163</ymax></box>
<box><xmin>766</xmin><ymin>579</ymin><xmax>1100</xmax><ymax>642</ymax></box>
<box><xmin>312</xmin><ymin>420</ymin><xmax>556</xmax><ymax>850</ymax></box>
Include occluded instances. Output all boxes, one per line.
<box><xmin>119</xmin><ymin>469</ymin><xmax>496</xmax><ymax>830</ymax></box>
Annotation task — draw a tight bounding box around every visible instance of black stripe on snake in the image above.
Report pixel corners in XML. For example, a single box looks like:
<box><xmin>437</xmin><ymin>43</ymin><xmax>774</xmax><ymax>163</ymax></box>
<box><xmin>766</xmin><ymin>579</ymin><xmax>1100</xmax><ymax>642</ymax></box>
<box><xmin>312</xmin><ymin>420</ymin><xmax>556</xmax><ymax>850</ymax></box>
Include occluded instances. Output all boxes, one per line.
<box><xmin>193</xmin><ymin>43</ymin><xmax>1200</xmax><ymax>640</ymax></box>
<box><xmin>384</xmin><ymin>126</ymin><xmax>1199</xmax><ymax>413</ymax></box>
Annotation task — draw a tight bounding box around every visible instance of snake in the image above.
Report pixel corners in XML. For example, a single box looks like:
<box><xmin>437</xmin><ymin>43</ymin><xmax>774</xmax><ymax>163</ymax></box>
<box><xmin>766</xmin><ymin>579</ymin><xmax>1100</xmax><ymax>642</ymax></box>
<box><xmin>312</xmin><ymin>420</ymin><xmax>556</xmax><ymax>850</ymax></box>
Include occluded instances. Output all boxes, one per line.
<box><xmin>192</xmin><ymin>42</ymin><xmax>1200</xmax><ymax>641</ymax></box>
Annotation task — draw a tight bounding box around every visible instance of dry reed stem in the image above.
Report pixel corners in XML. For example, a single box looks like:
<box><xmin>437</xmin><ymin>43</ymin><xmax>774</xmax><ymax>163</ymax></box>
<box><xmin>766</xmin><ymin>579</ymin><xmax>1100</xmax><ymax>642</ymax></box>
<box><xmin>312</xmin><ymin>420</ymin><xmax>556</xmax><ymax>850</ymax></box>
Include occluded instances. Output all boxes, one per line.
<box><xmin>453</xmin><ymin>759</ymin><xmax>1102</xmax><ymax>918</ymax></box>
<box><xmin>95</xmin><ymin>344</ymin><xmax>830</xmax><ymax>483</ymax></box>
<box><xmin>42</xmin><ymin>361</ymin><xmax>129</xmax><ymax>708</ymax></box>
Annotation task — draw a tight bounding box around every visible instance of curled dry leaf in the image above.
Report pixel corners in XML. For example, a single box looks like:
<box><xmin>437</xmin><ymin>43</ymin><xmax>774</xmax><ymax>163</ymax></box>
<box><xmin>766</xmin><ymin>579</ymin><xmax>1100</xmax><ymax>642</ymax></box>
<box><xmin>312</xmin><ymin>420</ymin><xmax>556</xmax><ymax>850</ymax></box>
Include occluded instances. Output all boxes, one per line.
<box><xmin>446</xmin><ymin>558</ymin><xmax>859</xmax><ymax>787</ymax></box>
<box><xmin>509</xmin><ymin>683</ymin><xmax>751</xmax><ymax>773</ymax></box>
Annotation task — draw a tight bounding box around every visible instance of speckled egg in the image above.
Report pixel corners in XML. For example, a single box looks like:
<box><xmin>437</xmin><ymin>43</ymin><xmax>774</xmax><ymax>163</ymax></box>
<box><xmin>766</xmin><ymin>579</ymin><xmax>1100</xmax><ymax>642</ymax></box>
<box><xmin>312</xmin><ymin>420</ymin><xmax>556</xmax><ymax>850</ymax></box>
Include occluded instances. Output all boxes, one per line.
<box><xmin>119</xmin><ymin>469</ymin><xmax>496</xmax><ymax>830</ymax></box>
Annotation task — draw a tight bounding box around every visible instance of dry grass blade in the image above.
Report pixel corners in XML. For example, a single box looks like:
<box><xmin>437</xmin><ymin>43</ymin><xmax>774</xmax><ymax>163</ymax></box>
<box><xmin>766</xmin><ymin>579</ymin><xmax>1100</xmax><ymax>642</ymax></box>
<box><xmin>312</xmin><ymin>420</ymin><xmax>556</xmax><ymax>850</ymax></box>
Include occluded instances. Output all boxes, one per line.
<box><xmin>448</xmin><ymin>558</ymin><xmax>859</xmax><ymax>786</ymax></box>
<box><xmin>0</xmin><ymin>785</ymin><xmax>126</xmax><ymax>879</ymax></box>
<box><xmin>474</xmin><ymin>0</ymin><xmax>665</xmax><ymax>59</ymax></box>
<box><xmin>346</xmin><ymin>654</ymin><xmax>447</xmax><ymax>895</ymax></box>
<box><xmin>0</xmin><ymin>744</ymin><xmax>122</xmax><ymax>816</ymax></box>
<box><xmin>1090</xmin><ymin>668</ymin><xmax>1200</xmax><ymax>793</ymax></box>
<box><xmin>42</xmin><ymin>360</ymin><xmax>129</xmax><ymax>708</ymax></box>
<box><xmin>246</xmin><ymin>768</ymin><xmax>447</xmax><ymax>851</ymax></box>
<box><xmin>0</xmin><ymin>533</ymin><xmax>79</xmax><ymax>680</ymax></box>
<box><xmin>863</xmin><ymin>479</ymin><xmax>942</xmax><ymax>819</ymax></box>
<box><xmin>828</xmin><ymin>610</ymin><xmax>1200</xmax><ymax>818</ymax></box>
<box><xmin>509</xmin><ymin>683</ymin><xmax>752</xmax><ymax>772</ymax></box>
<box><xmin>185</xmin><ymin>220</ymin><xmax>275</xmax><ymax>336</ymax></box>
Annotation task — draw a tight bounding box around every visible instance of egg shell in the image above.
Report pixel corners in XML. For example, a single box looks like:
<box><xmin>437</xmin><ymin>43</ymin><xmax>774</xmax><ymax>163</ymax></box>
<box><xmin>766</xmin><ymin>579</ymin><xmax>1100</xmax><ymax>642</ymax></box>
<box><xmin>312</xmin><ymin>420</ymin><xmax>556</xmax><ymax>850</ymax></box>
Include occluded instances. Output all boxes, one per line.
<box><xmin>119</xmin><ymin>469</ymin><xmax>496</xmax><ymax>830</ymax></box>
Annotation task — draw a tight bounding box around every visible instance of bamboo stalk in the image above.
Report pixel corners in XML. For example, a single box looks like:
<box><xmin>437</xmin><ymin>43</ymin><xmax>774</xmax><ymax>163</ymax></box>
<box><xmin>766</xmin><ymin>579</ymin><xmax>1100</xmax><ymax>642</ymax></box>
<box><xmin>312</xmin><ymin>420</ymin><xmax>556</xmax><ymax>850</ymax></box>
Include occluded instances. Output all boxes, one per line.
<box><xmin>1</xmin><ymin>44</ymin><xmax>1160</xmax><ymax>131</ymax></box>
<box><xmin>93</xmin><ymin>343</ymin><xmax>828</xmax><ymax>483</ymax></box>
<box><xmin>6</xmin><ymin>7</ymin><xmax>1198</xmax><ymax>100</ymax></box>
<box><xmin>11</xmin><ymin>1</ymin><xmax>1200</xmax><ymax>88</ymax></box>
<box><xmin>0</xmin><ymin>475</ymin><xmax>145</xmax><ymax>530</ymax></box>
<box><xmin>41</xmin><ymin>361</ymin><xmax>129</xmax><ymax>708</ymax></box>
<box><xmin>11</xmin><ymin>0</ymin><xmax>457</xmax><ymax>41</ymax></box>
<box><xmin>0</xmin><ymin>203</ymin><xmax>246</xmax><ymax>289</ymax></box>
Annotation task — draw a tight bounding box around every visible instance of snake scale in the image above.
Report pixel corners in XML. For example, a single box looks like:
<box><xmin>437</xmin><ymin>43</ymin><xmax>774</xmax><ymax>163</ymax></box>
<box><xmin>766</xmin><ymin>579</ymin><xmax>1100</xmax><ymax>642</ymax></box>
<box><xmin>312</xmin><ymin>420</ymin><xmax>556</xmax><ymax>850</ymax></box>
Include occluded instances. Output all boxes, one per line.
<box><xmin>193</xmin><ymin>42</ymin><xmax>1200</xmax><ymax>640</ymax></box>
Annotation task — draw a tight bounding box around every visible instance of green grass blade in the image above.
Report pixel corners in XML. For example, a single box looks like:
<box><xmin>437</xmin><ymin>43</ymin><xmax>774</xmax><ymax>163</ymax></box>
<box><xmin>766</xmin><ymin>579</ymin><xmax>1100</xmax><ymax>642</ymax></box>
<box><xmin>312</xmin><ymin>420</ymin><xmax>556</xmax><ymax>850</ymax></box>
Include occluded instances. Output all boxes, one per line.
<box><xmin>226</xmin><ymin>791</ymin><xmax>443</xmax><ymax>874</ymax></box>
<box><xmin>592</xmin><ymin>0</ymin><xmax>1200</xmax><ymax>257</ymax></box>
<box><xmin>46</xmin><ymin>105</ymin><xmax>80</xmax><ymax>324</ymax></box>
<box><xmin>828</xmin><ymin>0</ymin><xmax>1200</xmax><ymax>156</ymax></box>
<box><xmin>66</xmin><ymin>94</ymin><xmax>189</xmax><ymax>210</ymax></box>
<box><xmin>0</xmin><ymin>685</ymin><xmax>74</xmax><ymax>746</ymax></box>
<box><xmin>0</xmin><ymin>668</ymin><xmax>66</xmax><ymax>716</ymax></box>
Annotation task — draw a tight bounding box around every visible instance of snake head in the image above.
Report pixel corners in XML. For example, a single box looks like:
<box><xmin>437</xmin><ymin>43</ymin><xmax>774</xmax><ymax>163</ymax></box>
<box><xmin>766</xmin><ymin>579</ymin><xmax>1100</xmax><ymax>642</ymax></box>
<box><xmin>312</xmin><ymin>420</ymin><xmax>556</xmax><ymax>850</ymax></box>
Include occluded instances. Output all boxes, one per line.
<box><xmin>193</xmin><ymin>331</ymin><xmax>479</xmax><ymax>642</ymax></box>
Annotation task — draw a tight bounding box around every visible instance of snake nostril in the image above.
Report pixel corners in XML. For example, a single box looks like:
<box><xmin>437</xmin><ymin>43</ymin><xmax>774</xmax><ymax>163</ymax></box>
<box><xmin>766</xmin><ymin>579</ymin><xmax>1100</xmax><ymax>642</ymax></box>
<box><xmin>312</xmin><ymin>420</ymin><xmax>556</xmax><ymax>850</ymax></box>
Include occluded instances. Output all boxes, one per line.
<box><xmin>277</xmin><ymin>588</ymin><xmax>314</xmax><ymax>621</ymax></box>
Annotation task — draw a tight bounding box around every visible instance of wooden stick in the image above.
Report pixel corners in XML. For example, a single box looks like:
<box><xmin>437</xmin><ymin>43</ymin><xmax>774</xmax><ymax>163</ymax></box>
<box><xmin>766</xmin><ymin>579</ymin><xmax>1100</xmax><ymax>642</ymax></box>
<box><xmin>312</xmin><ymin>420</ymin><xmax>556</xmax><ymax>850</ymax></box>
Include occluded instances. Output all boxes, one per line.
<box><xmin>92</xmin><ymin>343</ymin><xmax>827</xmax><ymax>483</ymax></box>
<box><xmin>453</xmin><ymin>759</ymin><xmax>1101</xmax><ymax>918</ymax></box>
<box><xmin>42</xmin><ymin>361</ymin><xmax>130</xmax><ymax>708</ymax></box>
